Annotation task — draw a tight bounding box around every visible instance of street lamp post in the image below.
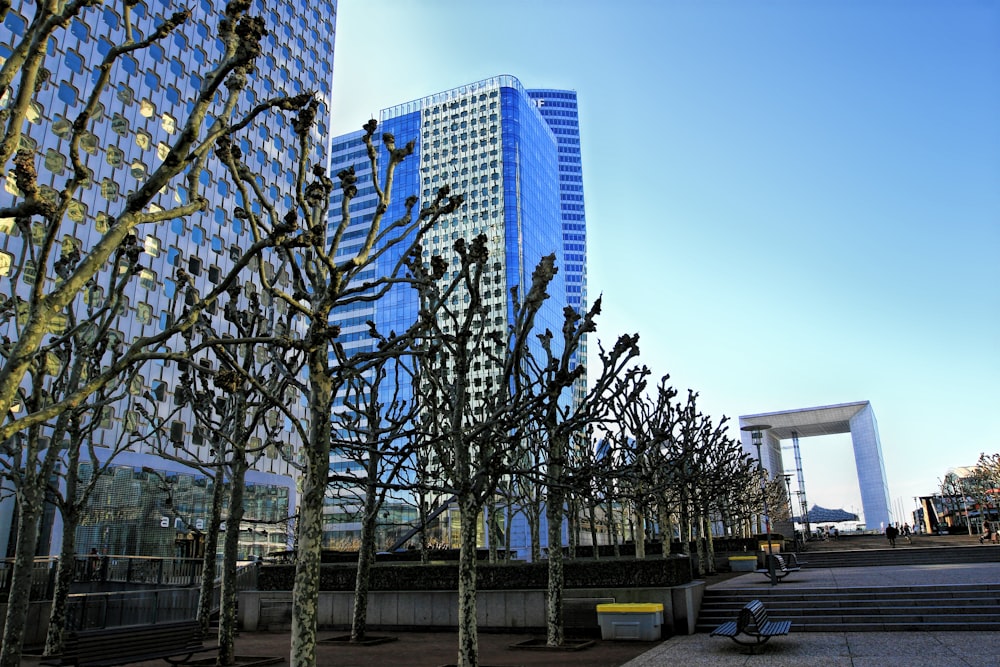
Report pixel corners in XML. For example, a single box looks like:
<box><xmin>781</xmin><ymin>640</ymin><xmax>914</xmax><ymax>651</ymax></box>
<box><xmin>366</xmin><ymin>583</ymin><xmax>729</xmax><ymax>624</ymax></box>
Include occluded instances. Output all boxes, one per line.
<box><xmin>742</xmin><ymin>424</ymin><xmax>776</xmax><ymax>586</ymax></box>
<box><xmin>782</xmin><ymin>474</ymin><xmax>794</xmax><ymax>520</ymax></box>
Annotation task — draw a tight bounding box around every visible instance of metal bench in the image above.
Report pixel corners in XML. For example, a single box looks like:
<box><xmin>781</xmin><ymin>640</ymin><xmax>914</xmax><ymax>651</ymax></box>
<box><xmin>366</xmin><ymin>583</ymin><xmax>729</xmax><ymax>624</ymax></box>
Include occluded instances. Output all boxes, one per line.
<box><xmin>755</xmin><ymin>553</ymin><xmax>801</xmax><ymax>580</ymax></box>
<box><xmin>783</xmin><ymin>552</ymin><xmax>807</xmax><ymax>567</ymax></box>
<box><xmin>710</xmin><ymin>599</ymin><xmax>791</xmax><ymax>651</ymax></box>
<box><xmin>40</xmin><ymin>619</ymin><xmax>214</xmax><ymax>666</ymax></box>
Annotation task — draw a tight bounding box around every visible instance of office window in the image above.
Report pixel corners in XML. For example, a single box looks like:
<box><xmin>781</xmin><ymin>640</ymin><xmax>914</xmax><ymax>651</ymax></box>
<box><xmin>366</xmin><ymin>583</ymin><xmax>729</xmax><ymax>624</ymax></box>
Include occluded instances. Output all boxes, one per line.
<box><xmin>79</xmin><ymin>132</ymin><xmax>98</xmax><ymax>155</ymax></box>
<box><xmin>106</xmin><ymin>145</ymin><xmax>124</xmax><ymax>167</ymax></box>
<box><xmin>160</xmin><ymin>113</ymin><xmax>177</xmax><ymax>134</ymax></box>
<box><xmin>52</xmin><ymin>117</ymin><xmax>72</xmax><ymax>138</ymax></box>
<box><xmin>117</xmin><ymin>84</ymin><xmax>133</xmax><ymax>104</ymax></box>
<box><xmin>138</xmin><ymin>269</ymin><xmax>156</xmax><ymax>290</ymax></box>
<box><xmin>100</xmin><ymin>178</ymin><xmax>119</xmax><ymax>201</ymax></box>
<box><xmin>111</xmin><ymin>114</ymin><xmax>129</xmax><ymax>136</ymax></box>
<box><xmin>67</xmin><ymin>200</ymin><xmax>86</xmax><ymax>223</ymax></box>
<box><xmin>43</xmin><ymin>149</ymin><xmax>65</xmax><ymax>174</ymax></box>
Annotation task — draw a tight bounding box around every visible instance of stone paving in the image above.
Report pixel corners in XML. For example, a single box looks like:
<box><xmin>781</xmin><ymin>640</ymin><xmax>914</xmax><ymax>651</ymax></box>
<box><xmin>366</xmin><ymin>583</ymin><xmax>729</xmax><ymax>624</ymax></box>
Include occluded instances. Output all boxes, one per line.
<box><xmin>21</xmin><ymin>540</ymin><xmax>1000</xmax><ymax>666</ymax></box>
<box><xmin>621</xmin><ymin>630</ymin><xmax>994</xmax><ymax>667</ymax></box>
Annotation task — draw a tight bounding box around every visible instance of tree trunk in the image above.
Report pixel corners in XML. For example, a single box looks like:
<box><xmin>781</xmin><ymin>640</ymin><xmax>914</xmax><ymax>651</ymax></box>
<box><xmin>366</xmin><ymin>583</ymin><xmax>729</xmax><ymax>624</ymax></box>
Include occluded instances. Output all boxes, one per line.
<box><xmin>634</xmin><ymin>503</ymin><xmax>646</xmax><ymax>560</ymax></box>
<box><xmin>588</xmin><ymin>502</ymin><xmax>599</xmax><ymax>560</ymax></box>
<box><xmin>0</xmin><ymin>481</ymin><xmax>45</xmax><ymax>667</ymax></box>
<box><xmin>350</xmin><ymin>474</ymin><xmax>380</xmax><ymax>643</ymax></box>
<box><xmin>528</xmin><ymin>499</ymin><xmax>541</xmax><ymax>563</ymax></box>
<box><xmin>487</xmin><ymin>497</ymin><xmax>499</xmax><ymax>563</ymax></box>
<box><xmin>659</xmin><ymin>506</ymin><xmax>673</xmax><ymax>559</ymax></box>
<box><xmin>197</xmin><ymin>471</ymin><xmax>226</xmax><ymax>636</ymax></box>
<box><xmin>44</xmin><ymin>427</ymin><xmax>84</xmax><ymax>658</ymax></box>
<box><xmin>289</xmin><ymin>366</ymin><xmax>333</xmax><ymax>667</ymax></box>
<box><xmin>503</xmin><ymin>500</ymin><xmax>514</xmax><ymax>559</ymax></box>
<box><xmin>703</xmin><ymin>514</ymin><xmax>717</xmax><ymax>575</ymax></box>
<box><xmin>455</xmin><ymin>494</ymin><xmax>480</xmax><ymax>667</ymax></box>
<box><xmin>418</xmin><ymin>494</ymin><xmax>430</xmax><ymax>565</ymax></box>
<box><xmin>42</xmin><ymin>507</ymin><xmax>77</xmax><ymax>657</ymax></box>
<box><xmin>693</xmin><ymin>510</ymin><xmax>706</xmax><ymax>577</ymax></box>
<box><xmin>677</xmin><ymin>491</ymin><xmax>691</xmax><ymax>557</ymax></box>
<box><xmin>567</xmin><ymin>497</ymin><xmax>578</xmax><ymax>559</ymax></box>
<box><xmin>607</xmin><ymin>497</ymin><xmax>621</xmax><ymax>558</ymax></box>
<box><xmin>544</xmin><ymin>485</ymin><xmax>565</xmax><ymax>647</ymax></box>
<box><xmin>218</xmin><ymin>454</ymin><xmax>247</xmax><ymax>666</ymax></box>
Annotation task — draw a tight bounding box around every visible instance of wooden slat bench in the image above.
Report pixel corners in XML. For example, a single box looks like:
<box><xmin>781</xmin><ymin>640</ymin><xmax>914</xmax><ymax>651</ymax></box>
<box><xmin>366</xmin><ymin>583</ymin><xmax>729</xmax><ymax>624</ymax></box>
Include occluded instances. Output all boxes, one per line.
<box><xmin>41</xmin><ymin>619</ymin><xmax>215</xmax><ymax>666</ymax></box>
<box><xmin>755</xmin><ymin>553</ymin><xmax>800</xmax><ymax>581</ymax></box>
<box><xmin>710</xmin><ymin>599</ymin><xmax>791</xmax><ymax>652</ymax></box>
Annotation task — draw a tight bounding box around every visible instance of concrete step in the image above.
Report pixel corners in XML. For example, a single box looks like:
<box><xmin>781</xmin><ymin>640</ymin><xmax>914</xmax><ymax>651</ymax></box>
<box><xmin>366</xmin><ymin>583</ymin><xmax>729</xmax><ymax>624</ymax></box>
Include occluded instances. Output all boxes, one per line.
<box><xmin>697</xmin><ymin>581</ymin><xmax>1000</xmax><ymax>632</ymax></box>
<box><xmin>797</xmin><ymin>545</ymin><xmax>1000</xmax><ymax>568</ymax></box>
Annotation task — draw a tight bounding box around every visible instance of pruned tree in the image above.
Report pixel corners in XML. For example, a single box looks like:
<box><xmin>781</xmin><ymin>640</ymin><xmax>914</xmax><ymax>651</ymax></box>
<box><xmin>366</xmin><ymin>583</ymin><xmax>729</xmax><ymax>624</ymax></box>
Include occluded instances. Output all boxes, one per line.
<box><xmin>517</xmin><ymin>304</ymin><xmax>640</xmax><ymax>647</ymax></box>
<box><xmin>231</xmin><ymin>120</ymin><xmax>464</xmax><ymax>665</ymax></box>
<box><xmin>40</xmin><ymin>380</ymin><xmax>149</xmax><ymax>658</ymax></box>
<box><xmin>330</xmin><ymin>331</ymin><xmax>424</xmax><ymax>644</ymax></box>
<box><xmin>411</xmin><ymin>237</ymin><xmax>569</xmax><ymax>667</ymax></box>
<box><xmin>0</xmin><ymin>1</ymin><xmax>324</xmax><ymax>661</ymax></box>
<box><xmin>164</xmin><ymin>274</ymin><xmax>301</xmax><ymax>665</ymax></box>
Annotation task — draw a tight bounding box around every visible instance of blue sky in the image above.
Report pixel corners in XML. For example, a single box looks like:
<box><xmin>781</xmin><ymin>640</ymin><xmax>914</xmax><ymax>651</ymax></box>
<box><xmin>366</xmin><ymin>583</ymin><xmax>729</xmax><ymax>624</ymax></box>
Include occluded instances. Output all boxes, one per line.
<box><xmin>328</xmin><ymin>1</ymin><xmax>1000</xmax><ymax>524</ymax></box>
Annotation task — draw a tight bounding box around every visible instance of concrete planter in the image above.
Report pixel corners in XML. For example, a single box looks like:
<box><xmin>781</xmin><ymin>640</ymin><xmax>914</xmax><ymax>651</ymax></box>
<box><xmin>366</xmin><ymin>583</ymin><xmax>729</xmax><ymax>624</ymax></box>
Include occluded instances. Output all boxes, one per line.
<box><xmin>240</xmin><ymin>582</ymin><xmax>705</xmax><ymax>636</ymax></box>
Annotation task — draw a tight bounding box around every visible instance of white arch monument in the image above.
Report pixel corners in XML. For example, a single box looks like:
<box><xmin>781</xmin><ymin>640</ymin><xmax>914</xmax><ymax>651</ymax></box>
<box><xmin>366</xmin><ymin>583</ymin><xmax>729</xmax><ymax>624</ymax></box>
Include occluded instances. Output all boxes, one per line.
<box><xmin>739</xmin><ymin>401</ymin><xmax>891</xmax><ymax>530</ymax></box>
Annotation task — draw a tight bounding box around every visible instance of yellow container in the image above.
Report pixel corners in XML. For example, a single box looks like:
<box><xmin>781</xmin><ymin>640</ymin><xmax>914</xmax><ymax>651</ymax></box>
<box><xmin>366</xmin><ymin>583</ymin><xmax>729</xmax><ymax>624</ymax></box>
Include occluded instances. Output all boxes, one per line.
<box><xmin>596</xmin><ymin>603</ymin><xmax>664</xmax><ymax>613</ymax></box>
<box><xmin>596</xmin><ymin>603</ymin><xmax>664</xmax><ymax>640</ymax></box>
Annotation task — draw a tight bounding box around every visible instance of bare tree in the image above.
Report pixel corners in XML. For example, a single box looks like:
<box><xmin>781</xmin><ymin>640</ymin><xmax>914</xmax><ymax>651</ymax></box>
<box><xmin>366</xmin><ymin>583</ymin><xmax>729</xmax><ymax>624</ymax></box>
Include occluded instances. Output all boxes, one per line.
<box><xmin>0</xmin><ymin>2</ymin><xmax>321</xmax><ymax>660</ymax></box>
<box><xmin>411</xmin><ymin>238</ymin><xmax>571</xmax><ymax>667</ymax></box>
<box><xmin>331</xmin><ymin>334</ymin><xmax>424</xmax><ymax>643</ymax></box>
<box><xmin>234</xmin><ymin>121</ymin><xmax>463</xmax><ymax>665</ymax></box>
<box><xmin>518</xmin><ymin>306</ymin><xmax>639</xmax><ymax>647</ymax></box>
<box><xmin>41</xmin><ymin>379</ymin><xmax>147</xmax><ymax>657</ymax></box>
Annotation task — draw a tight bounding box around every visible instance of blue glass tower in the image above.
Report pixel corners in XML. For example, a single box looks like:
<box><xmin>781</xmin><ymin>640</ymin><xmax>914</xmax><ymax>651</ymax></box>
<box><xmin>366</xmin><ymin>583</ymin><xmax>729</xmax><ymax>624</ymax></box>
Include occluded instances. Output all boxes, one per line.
<box><xmin>325</xmin><ymin>76</ymin><xmax>578</xmax><ymax>546</ymax></box>
<box><xmin>527</xmin><ymin>89</ymin><xmax>589</xmax><ymax>404</ymax></box>
<box><xmin>0</xmin><ymin>0</ymin><xmax>338</xmax><ymax>557</ymax></box>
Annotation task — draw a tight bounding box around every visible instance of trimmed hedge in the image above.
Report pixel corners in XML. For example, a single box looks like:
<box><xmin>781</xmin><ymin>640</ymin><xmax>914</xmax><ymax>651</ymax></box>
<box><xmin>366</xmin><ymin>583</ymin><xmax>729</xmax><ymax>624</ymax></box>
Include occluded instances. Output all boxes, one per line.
<box><xmin>270</xmin><ymin>548</ymin><xmax>503</xmax><ymax>564</ymax></box>
<box><xmin>258</xmin><ymin>556</ymin><xmax>693</xmax><ymax>592</ymax></box>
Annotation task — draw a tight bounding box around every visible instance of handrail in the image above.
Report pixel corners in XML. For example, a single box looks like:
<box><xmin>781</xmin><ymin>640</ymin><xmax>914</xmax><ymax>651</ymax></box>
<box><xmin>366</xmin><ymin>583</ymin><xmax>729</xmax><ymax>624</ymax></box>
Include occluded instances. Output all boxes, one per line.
<box><xmin>0</xmin><ymin>555</ymin><xmax>208</xmax><ymax>601</ymax></box>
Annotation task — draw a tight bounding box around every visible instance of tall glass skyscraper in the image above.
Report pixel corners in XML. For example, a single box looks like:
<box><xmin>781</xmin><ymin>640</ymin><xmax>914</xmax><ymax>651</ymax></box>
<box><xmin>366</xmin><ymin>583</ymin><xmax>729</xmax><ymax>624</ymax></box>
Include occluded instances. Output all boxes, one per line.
<box><xmin>527</xmin><ymin>89</ymin><xmax>589</xmax><ymax>405</ymax></box>
<box><xmin>0</xmin><ymin>0</ymin><xmax>338</xmax><ymax>558</ymax></box>
<box><xmin>325</xmin><ymin>76</ymin><xmax>587</xmax><ymax>549</ymax></box>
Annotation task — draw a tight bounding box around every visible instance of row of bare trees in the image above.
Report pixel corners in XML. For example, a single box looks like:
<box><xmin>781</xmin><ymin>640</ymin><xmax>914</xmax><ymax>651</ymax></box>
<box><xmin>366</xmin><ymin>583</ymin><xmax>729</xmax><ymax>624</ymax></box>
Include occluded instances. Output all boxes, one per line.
<box><xmin>939</xmin><ymin>454</ymin><xmax>1000</xmax><ymax>534</ymax></box>
<box><xmin>0</xmin><ymin>2</ymin><xmax>781</xmax><ymax>667</ymax></box>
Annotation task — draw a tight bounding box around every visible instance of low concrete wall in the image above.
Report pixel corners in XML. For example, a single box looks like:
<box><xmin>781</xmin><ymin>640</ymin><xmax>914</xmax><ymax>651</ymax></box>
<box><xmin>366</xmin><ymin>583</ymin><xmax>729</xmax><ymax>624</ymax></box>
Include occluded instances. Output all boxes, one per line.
<box><xmin>240</xmin><ymin>582</ymin><xmax>705</xmax><ymax>636</ymax></box>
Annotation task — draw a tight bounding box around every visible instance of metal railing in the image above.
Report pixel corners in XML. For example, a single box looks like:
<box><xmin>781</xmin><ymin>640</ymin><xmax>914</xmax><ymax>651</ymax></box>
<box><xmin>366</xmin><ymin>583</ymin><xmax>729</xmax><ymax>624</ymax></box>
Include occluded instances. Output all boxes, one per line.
<box><xmin>0</xmin><ymin>555</ymin><xmax>208</xmax><ymax>601</ymax></box>
<box><xmin>0</xmin><ymin>557</ymin><xmax>58</xmax><ymax>601</ymax></box>
<box><xmin>2</xmin><ymin>555</ymin><xmax>262</xmax><ymax>632</ymax></box>
<box><xmin>64</xmin><ymin>587</ymin><xmax>202</xmax><ymax>631</ymax></box>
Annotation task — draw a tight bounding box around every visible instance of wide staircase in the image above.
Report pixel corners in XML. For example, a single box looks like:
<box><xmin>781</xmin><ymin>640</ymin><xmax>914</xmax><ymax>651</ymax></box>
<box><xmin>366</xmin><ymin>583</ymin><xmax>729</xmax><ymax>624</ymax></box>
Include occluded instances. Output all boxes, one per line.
<box><xmin>697</xmin><ymin>542</ymin><xmax>1000</xmax><ymax>632</ymax></box>
<box><xmin>799</xmin><ymin>544</ymin><xmax>1000</xmax><ymax>568</ymax></box>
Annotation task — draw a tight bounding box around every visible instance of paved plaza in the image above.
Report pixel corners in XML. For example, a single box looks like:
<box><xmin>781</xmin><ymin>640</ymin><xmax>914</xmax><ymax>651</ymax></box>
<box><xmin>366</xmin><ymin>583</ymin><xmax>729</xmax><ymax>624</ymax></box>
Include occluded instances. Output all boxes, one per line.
<box><xmin>21</xmin><ymin>551</ymin><xmax>1000</xmax><ymax>666</ymax></box>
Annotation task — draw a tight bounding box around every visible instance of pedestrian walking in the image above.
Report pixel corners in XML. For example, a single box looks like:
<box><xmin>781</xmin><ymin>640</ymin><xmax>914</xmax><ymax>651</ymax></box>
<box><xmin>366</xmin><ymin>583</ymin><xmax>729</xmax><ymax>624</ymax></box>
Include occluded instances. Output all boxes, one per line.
<box><xmin>885</xmin><ymin>523</ymin><xmax>899</xmax><ymax>548</ymax></box>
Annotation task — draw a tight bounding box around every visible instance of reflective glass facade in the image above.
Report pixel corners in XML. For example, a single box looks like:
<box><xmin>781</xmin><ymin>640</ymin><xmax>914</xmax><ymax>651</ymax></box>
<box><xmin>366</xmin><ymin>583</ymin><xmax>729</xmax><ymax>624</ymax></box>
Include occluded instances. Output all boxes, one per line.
<box><xmin>76</xmin><ymin>462</ymin><xmax>289</xmax><ymax>559</ymax></box>
<box><xmin>325</xmin><ymin>76</ymin><xmax>578</xmax><ymax>547</ymax></box>
<box><xmin>0</xmin><ymin>0</ymin><xmax>338</xmax><ymax>556</ymax></box>
<box><xmin>526</xmin><ymin>90</ymin><xmax>588</xmax><ymax>403</ymax></box>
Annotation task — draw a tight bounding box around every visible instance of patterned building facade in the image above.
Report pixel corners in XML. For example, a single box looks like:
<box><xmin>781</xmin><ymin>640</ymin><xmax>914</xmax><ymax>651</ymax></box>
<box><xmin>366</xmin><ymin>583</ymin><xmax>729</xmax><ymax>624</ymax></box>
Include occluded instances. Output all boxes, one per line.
<box><xmin>0</xmin><ymin>0</ymin><xmax>338</xmax><ymax>558</ymax></box>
